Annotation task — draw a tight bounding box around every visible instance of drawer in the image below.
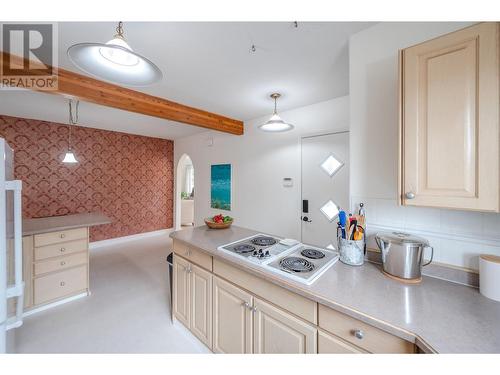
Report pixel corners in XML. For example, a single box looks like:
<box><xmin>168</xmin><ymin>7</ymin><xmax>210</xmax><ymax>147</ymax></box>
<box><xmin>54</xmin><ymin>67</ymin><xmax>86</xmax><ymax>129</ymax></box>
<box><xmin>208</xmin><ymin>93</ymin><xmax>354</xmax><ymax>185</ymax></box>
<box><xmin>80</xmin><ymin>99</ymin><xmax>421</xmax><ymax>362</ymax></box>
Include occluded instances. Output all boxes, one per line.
<box><xmin>173</xmin><ymin>239</ymin><xmax>212</xmax><ymax>271</ymax></box>
<box><xmin>34</xmin><ymin>252</ymin><xmax>88</xmax><ymax>276</ymax></box>
<box><xmin>318</xmin><ymin>329</ymin><xmax>366</xmax><ymax>354</ymax></box>
<box><xmin>34</xmin><ymin>265</ymin><xmax>88</xmax><ymax>305</ymax></box>
<box><xmin>34</xmin><ymin>238</ymin><xmax>88</xmax><ymax>261</ymax></box>
<box><xmin>34</xmin><ymin>227</ymin><xmax>87</xmax><ymax>247</ymax></box>
<box><xmin>213</xmin><ymin>258</ymin><xmax>317</xmax><ymax>324</ymax></box>
<box><xmin>318</xmin><ymin>304</ymin><xmax>415</xmax><ymax>353</ymax></box>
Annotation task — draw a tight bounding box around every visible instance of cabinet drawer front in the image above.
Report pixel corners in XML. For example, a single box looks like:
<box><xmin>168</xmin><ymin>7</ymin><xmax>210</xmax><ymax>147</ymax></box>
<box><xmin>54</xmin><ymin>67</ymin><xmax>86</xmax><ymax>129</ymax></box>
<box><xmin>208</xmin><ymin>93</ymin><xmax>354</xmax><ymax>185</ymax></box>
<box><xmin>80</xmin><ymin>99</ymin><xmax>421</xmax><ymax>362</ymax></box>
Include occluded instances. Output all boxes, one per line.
<box><xmin>318</xmin><ymin>329</ymin><xmax>366</xmax><ymax>354</ymax></box>
<box><xmin>35</xmin><ymin>238</ymin><xmax>88</xmax><ymax>261</ymax></box>
<box><xmin>213</xmin><ymin>258</ymin><xmax>317</xmax><ymax>324</ymax></box>
<box><xmin>34</xmin><ymin>265</ymin><xmax>88</xmax><ymax>305</ymax></box>
<box><xmin>318</xmin><ymin>304</ymin><xmax>414</xmax><ymax>353</ymax></box>
<box><xmin>173</xmin><ymin>239</ymin><xmax>212</xmax><ymax>271</ymax></box>
<box><xmin>34</xmin><ymin>252</ymin><xmax>88</xmax><ymax>276</ymax></box>
<box><xmin>34</xmin><ymin>228</ymin><xmax>87</xmax><ymax>247</ymax></box>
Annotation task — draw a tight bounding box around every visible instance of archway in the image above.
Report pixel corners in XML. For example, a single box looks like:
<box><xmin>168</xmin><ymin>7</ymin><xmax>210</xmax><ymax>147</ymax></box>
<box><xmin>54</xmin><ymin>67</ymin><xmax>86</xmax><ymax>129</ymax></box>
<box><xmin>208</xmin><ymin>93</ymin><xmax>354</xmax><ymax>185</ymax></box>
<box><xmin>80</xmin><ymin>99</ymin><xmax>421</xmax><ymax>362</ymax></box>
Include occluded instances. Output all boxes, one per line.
<box><xmin>175</xmin><ymin>154</ymin><xmax>195</xmax><ymax>230</ymax></box>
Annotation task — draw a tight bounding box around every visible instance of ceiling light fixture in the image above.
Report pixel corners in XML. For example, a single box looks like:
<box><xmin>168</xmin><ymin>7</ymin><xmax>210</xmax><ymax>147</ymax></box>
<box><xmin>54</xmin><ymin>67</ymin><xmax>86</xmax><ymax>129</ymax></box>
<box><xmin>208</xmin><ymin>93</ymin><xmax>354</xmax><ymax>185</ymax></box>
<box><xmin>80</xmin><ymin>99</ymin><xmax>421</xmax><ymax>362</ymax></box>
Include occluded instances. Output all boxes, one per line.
<box><xmin>62</xmin><ymin>99</ymin><xmax>79</xmax><ymax>164</ymax></box>
<box><xmin>259</xmin><ymin>93</ymin><xmax>294</xmax><ymax>132</ymax></box>
<box><xmin>67</xmin><ymin>22</ymin><xmax>163</xmax><ymax>86</ymax></box>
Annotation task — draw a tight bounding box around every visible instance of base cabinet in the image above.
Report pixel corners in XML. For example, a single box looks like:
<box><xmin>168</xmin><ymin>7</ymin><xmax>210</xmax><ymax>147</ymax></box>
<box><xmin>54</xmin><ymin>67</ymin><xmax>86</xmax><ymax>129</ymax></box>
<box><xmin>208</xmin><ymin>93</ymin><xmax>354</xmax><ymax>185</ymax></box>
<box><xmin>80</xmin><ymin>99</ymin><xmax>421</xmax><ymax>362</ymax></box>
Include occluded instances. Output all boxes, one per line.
<box><xmin>190</xmin><ymin>264</ymin><xmax>212</xmax><ymax>347</ymax></box>
<box><xmin>173</xmin><ymin>255</ymin><xmax>191</xmax><ymax>328</ymax></box>
<box><xmin>253</xmin><ymin>298</ymin><xmax>317</xmax><ymax>354</ymax></box>
<box><xmin>173</xmin><ymin>255</ymin><xmax>213</xmax><ymax>349</ymax></box>
<box><xmin>213</xmin><ymin>277</ymin><xmax>253</xmax><ymax>354</ymax></box>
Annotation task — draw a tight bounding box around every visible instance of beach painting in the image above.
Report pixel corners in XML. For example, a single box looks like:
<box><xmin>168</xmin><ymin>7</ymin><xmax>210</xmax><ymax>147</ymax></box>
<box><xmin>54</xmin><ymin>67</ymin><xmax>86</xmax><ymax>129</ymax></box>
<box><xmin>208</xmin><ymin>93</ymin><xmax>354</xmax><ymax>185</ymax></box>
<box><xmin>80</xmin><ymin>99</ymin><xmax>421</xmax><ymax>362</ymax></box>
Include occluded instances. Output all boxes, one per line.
<box><xmin>211</xmin><ymin>164</ymin><xmax>232</xmax><ymax>211</ymax></box>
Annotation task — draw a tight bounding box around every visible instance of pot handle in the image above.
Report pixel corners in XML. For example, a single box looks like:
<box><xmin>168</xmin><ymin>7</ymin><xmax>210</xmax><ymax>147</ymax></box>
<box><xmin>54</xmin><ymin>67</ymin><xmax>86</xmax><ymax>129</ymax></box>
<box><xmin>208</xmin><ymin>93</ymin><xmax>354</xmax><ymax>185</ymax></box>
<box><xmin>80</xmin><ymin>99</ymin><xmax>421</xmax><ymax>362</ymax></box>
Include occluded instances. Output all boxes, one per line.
<box><xmin>422</xmin><ymin>246</ymin><xmax>434</xmax><ymax>266</ymax></box>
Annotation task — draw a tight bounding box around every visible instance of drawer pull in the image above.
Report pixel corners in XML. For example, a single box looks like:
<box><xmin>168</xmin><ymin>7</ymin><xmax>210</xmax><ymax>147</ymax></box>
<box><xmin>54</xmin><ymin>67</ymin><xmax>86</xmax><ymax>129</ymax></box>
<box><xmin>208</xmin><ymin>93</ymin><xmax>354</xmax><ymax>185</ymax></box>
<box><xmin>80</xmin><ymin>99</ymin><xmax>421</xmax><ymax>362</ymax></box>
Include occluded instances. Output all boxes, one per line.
<box><xmin>60</xmin><ymin>247</ymin><xmax>66</xmax><ymax>253</ymax></box>
<box><xmin>60</xmin><ymin>281</ymin><xmax>65</xmax><ymax>286</ymax></box>
<box><xmin>60</xmin><ymin>261</ymin><xmax>66</xmax><ymax>266</ymax></box>
<box><xmin>60</xmin><ymin>233</ymin><xmax>66</xmax><ymax>239</ymax></box>
<box><xmin>353</xmin><ymin>329</ymin><xmax>364</xmax><ymax>340</ymax></box>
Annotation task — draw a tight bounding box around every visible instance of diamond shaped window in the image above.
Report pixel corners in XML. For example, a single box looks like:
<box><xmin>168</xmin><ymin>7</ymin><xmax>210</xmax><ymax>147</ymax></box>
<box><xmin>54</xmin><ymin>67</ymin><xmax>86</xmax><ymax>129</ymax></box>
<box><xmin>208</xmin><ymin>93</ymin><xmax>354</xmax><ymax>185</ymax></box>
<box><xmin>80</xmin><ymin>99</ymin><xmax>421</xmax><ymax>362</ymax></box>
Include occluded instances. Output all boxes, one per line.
<box><xmin>320</xmin><ymin>200</ymin><xmax>340</xmax><ymax>222</ymax></box>
<box><xmin>321</xmin><ymin>154</ymin><xmax>344</xmax><ymax>177</ymax></box>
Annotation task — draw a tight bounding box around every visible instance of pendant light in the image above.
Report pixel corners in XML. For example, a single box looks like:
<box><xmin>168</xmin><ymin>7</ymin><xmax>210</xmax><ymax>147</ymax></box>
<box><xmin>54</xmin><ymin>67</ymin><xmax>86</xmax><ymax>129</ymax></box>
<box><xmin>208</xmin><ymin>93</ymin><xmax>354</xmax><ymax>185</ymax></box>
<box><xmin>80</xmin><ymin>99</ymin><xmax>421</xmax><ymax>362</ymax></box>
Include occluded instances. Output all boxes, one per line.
<box><xmin>67</xmin><ymin>22</ymin><xmax>163</xmax><ymax>86</ymax></box>
<box><xmin>259</xmin><ymin>93</ymin><xmax>294</xmax><ymax>132</ymax></box>
<box><xmin>62</xmin><ymin>99</ymin><xmax>79</xmax><ymax>164</ymax></box>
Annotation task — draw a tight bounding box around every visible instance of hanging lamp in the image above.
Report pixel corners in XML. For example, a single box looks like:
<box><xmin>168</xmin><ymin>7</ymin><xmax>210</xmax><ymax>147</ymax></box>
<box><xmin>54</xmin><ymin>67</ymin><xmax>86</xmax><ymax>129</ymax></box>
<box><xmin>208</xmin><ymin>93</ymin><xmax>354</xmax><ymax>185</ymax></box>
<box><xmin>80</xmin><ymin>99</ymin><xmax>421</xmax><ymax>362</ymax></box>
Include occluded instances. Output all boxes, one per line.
<box><xmin>67</xmin><ymin>22</ymin><xmax>162</xmax><ymax>86</ymax></box>
<box><xmin>62</xmin><ymin>99</ymin><xmax>79</xmax><ymax>164</ymax></box>
<box><xmin>259</xmin><ymin>93</ymin><xmax>294</xmax><ymax>132</ymax></box>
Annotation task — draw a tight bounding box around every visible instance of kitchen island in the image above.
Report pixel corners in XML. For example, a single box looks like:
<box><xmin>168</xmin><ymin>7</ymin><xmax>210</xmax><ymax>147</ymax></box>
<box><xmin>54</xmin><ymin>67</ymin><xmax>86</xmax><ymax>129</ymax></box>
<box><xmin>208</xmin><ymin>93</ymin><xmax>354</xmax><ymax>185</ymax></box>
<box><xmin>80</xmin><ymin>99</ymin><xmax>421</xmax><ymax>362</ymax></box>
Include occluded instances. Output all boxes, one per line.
<box><xmin>170</xmin><ymin>225</ymin><xmax>500</xmax><ymax>354</ymax></box>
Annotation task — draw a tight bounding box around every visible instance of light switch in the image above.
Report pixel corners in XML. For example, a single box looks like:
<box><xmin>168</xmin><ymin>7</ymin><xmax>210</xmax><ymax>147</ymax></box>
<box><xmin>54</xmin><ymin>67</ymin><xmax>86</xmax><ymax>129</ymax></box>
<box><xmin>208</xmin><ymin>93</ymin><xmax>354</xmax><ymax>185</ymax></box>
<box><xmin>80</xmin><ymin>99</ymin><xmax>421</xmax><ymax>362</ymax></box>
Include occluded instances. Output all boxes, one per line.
<box><xmin>283</xmin><ymin>178</ymin><xmax>293</xmax><ymax>187</ymax></box>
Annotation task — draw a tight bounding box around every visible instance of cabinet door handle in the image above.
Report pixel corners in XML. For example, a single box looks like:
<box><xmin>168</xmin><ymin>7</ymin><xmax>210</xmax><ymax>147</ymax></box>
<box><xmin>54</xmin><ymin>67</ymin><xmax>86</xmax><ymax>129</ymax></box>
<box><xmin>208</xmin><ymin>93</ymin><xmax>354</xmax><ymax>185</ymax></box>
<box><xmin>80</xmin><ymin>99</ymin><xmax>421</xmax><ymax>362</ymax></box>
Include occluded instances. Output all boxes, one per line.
<box><xmin>60</xmin><ymin>233</ymin><xmax>66</xmax><ymax>238</ymax></box>
<box><xmin>405</xmin><ymin>192</ymin><xmax>415</xmax><ymax>199</ymax></box>
<box><xmin>60</xmin><ymin>281</ymin><xmax>65</xmax><ymax>287</ymax></box>
<box><xmin>353</xmin><ymin>329</ymin><xmax>364</xmax><ymax>340</ymax></box>
<box><xmin>60</xmin><ymin>247</ymin><xmax>66</xmax><ymax>253</ymax></box>
<box><xmin>252</xmin><ymin>306</ymin><xmax>257</xmax><ymax>313</ymax></box>
<box><xmin>243</xmin><ymin>302</ymin><xmax>250</xmax><ymax>309</ymax></box>
<box><xmin>60</xmin><ymin>261</ymin><xmax>66</xmax><ymax>266</ymax></box>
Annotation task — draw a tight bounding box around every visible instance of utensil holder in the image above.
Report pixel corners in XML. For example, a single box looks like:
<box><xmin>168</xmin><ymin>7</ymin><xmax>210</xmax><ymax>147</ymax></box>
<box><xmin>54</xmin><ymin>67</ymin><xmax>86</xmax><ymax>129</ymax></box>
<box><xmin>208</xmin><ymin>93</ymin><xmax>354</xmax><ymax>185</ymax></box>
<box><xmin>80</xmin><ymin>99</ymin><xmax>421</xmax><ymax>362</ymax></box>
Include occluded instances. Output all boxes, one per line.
<box><xmin>338</xmin><ymin>238</ymin><xmax>365</xmax><ymax>266</ymax></box>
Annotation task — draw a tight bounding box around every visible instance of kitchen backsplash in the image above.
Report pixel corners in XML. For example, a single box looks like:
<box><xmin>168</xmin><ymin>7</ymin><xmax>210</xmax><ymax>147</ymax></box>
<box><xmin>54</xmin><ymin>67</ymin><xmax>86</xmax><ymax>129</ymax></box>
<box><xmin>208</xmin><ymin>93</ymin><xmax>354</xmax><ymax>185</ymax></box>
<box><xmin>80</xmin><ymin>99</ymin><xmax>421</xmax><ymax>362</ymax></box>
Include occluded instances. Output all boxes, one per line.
<box><xmin>0</xmin><ymin>114</ymin><xmax>174</xmax><ymax>241</ymax></box>
<box><xmin>351</xmin><ymin>196</ymin><xmax>500</xmax><ymax>272</ymax></box>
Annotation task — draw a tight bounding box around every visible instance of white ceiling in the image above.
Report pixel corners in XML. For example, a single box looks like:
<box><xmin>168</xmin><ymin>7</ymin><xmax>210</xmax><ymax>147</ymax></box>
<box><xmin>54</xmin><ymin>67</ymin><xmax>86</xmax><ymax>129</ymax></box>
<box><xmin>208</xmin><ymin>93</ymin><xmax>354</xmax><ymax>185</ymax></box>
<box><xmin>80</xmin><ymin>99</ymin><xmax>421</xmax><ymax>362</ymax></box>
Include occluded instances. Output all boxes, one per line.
<box><xmin>0</xmin><ymin>22</ymin><xmax>374</xmax><ymax>139</ymax></box>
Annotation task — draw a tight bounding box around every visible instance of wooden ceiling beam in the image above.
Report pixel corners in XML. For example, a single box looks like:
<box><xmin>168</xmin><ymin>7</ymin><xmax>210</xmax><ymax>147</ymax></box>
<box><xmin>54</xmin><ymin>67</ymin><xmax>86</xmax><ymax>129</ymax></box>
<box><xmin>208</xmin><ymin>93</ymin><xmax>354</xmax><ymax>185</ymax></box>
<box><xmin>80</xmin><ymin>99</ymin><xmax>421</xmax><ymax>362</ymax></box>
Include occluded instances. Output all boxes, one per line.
<box><xmin>1</xmin><ymin>52</ymin><xmax>244</xmax><ymax>135</ymax></box>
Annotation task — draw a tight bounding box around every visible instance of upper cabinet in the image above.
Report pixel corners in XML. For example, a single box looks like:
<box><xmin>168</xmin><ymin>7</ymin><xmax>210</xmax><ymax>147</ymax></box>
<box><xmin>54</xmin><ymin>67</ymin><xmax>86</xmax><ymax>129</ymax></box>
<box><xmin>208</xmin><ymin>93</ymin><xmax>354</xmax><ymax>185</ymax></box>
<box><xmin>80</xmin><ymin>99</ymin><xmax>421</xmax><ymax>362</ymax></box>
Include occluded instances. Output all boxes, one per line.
<box><xmin>399</xmin><ymin>23</ymin><xmax>499</xmax><ymax>212</ymax></box>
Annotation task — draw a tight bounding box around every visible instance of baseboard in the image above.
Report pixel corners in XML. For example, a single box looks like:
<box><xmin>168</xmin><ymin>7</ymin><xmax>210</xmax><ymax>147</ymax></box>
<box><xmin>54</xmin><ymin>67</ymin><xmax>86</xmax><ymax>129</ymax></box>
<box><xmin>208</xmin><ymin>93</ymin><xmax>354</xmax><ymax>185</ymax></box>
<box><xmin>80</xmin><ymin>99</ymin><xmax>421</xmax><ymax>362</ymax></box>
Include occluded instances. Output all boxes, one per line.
<box><xmin>89</xmin><ymin>228</ymin><xmax>173</xmax><ymax>249</ymax></box>
<box><xmin>23</xmin><ymin>292</ymin><xmax>89</xmax><ymax>318</ymax></box>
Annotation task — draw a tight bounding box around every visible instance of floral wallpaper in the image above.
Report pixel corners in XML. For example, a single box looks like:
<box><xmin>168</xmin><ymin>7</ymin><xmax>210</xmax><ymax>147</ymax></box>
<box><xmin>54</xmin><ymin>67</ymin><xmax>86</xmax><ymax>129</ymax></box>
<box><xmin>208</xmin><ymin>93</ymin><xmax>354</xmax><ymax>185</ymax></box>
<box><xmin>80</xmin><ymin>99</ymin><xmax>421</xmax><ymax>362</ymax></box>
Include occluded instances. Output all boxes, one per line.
<box><xmin>0</xmin><ymin>114</ymin><xmax>174</xmax><ymax>241</ymax></box>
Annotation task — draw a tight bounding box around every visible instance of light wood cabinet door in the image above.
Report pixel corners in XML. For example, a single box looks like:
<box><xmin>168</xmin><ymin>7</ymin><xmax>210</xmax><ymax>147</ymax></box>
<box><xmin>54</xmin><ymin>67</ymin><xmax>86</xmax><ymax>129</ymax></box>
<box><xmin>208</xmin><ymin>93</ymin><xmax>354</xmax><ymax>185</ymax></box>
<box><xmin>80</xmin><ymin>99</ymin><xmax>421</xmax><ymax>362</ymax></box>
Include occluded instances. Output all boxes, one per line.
<box><xmin>173</xmin><ymin>255</ymin><xmax>190</xmax><ymax>328</ymax></box>
<box><xmin>190</xmin><ymin>264</ymin><xmax>212</xmax><ymax>348</ymax></box>
<box><xmin>253</xmin><ymin>298</ymin><xmax>317</xmax><ymax>354</ymax></box>
<box><xmin>213</xmin><ymin>276</ymin><xmax>253</xmax><ymax>354</ymax></box>
<box><xmin>318</xmin><ymin>329</ymin><xmax>366</xmax><ymax>354</ymax></box>
<box><xmin>401</xmin><ymin>22</ymin><xmax>499</xmax><ymax>211</ymax></box>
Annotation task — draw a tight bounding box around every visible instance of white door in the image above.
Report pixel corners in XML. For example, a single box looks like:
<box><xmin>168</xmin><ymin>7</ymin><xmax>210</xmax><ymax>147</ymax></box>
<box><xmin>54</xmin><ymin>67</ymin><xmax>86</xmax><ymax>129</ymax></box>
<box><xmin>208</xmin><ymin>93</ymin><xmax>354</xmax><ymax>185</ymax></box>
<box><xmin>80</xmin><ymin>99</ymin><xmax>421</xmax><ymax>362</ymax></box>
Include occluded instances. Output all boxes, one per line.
<box><xmin>301</xmin><ymin>132</ymin><xmax>349</xmax><ymax>248</ymax></box>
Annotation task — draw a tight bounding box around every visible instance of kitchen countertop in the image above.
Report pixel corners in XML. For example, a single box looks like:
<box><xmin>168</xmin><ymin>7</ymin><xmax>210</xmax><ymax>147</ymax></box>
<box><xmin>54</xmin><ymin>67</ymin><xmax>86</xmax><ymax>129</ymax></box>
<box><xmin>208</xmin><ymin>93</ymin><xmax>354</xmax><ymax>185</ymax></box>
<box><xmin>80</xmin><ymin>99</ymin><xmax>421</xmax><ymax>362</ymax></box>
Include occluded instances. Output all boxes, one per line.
<box><xmin>23</xmin><ymin>212</ymin><xmax>112</xmax><ymax>236</ymax></box>
<box><xmin>170</xmin><ymin>225</ymin><xmax>500</xmax><ymax>353</ymax></box>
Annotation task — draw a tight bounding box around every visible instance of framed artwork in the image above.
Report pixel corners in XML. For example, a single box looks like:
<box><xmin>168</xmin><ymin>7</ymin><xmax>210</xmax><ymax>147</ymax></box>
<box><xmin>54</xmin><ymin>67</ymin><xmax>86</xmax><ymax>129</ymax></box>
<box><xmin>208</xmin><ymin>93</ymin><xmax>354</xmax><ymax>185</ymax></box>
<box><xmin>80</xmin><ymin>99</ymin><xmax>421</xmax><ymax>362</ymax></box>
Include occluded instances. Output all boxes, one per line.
<box><xmin>211</xmin><ymin>164</ymin><xmax>232</xmax><ymax>211</ymax></box>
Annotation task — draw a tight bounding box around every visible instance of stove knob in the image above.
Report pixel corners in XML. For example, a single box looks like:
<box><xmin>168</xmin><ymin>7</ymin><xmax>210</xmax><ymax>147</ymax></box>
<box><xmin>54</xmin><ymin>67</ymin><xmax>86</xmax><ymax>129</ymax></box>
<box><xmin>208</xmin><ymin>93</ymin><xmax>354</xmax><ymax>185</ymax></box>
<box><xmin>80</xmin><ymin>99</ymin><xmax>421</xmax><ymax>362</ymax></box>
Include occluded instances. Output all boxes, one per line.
<box><xmin>265</xmin><ymin>250</ymin><xmax>270</xmax><ymax>256</ymax></box>
<box><xmin>253</xmin><ymin>251</ymin><xmax>258</xmax><ymax>256</ymax></box>
<box><xmin>258</xmin><ymin>249</ymin><xmax>263</xmax><ymax>254</ymax></box>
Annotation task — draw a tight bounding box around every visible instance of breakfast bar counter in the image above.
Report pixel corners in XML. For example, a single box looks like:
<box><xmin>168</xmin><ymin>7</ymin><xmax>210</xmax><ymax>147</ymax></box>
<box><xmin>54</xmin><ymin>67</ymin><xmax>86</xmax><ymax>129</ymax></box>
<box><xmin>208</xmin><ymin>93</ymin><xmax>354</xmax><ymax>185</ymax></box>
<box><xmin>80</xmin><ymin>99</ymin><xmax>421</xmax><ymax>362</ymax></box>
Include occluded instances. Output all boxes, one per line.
<box><xmin>170</xmin><ymin>225</ymin><xmax>500</xmax><ymax>353</ymax></box>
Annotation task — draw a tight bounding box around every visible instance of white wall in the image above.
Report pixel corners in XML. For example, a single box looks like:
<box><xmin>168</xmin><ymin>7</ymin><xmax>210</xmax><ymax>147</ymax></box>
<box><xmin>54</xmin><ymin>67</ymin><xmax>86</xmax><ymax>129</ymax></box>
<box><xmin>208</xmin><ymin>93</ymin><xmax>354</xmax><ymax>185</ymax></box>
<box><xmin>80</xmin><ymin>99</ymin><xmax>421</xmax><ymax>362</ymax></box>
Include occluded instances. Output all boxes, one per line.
<box><xmin>174</xmin><ymin>96</ymin><xmax>349</xmax><ymax>239</ymax></box>
<box><xmin>349</xmin><ymin>22</ymin><xmax>500</xmax><ymax>271</ymax></box>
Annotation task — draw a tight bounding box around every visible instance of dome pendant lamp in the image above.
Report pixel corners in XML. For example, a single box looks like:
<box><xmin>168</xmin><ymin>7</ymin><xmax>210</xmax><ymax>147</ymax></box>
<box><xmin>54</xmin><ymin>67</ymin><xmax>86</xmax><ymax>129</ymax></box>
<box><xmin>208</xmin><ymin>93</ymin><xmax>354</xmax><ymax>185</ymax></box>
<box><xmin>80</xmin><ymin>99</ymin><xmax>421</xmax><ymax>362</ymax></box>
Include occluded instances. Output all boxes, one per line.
<box><xmin>62</xmin><ymin>99</ymin><xmax>79</xmax><ymax>164</ymax></box>
<box><xmin>67</xmin><ymin>22</ymin><xmax>163</xmax><ymax>86</ymax></box>
<box><xmin>259</xmin><ymin>93</ymin><xmax>294</xmax><ymax>132</ymax></box>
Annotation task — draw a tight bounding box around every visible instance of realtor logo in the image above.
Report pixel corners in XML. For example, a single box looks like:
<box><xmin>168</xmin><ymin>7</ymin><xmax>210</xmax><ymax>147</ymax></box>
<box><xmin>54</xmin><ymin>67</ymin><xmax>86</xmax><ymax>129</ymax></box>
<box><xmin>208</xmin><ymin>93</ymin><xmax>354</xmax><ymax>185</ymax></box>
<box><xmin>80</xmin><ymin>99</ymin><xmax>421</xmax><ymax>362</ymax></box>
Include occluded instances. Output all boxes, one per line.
<box><xmin>1</xmin><ymin>23</ymin><xmax>58</xmax><ymax>90</ymax></box>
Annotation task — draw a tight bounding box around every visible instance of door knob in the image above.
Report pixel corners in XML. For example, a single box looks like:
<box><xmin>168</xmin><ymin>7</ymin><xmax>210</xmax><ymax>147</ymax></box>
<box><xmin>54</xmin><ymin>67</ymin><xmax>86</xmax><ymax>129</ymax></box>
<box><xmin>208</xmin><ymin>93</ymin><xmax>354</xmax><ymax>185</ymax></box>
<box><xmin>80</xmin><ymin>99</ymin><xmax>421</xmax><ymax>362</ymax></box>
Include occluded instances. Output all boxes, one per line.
<box><xmin>302</xmin><ymin>216</ymin><xmax>312</xmax><ymax>223</ymax></box>
<box><xmin>405</xmin><ymin>192</ymin><xmax>415</xmax><ymax>199</ymax></box>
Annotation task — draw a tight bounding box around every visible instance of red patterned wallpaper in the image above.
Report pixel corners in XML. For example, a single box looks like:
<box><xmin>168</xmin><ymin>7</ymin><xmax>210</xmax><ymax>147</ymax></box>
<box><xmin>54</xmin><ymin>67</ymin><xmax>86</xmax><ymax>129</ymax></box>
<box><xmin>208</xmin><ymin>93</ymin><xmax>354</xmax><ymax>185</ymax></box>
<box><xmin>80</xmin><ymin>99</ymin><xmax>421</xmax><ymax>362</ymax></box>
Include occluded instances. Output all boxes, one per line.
<box><xmin>0</xmin><ymin>114</ymin><xmax>174</xmax><ymax>241</ymax></box>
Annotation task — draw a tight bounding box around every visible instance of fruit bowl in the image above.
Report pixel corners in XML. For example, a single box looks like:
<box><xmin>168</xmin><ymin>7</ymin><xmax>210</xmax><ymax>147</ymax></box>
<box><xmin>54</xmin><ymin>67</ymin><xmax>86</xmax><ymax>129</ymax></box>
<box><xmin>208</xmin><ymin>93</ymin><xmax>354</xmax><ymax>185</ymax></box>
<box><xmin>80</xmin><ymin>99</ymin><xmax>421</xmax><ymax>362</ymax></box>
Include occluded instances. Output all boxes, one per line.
<box><xmin>205</xmin><ymin>215</ymin><xmax>233</xmax><ymax>229</ymax></box>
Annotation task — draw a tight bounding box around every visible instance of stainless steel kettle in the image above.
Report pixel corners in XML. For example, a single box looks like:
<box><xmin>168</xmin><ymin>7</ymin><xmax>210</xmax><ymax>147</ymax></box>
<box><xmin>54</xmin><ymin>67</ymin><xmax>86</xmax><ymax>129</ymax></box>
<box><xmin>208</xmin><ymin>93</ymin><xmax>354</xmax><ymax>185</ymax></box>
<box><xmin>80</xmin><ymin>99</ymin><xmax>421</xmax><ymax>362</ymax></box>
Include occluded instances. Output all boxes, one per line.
<box><xmin>375</xmin><ymin>232</ymin><xmax>433</xmax><ymax>281</ymax></box>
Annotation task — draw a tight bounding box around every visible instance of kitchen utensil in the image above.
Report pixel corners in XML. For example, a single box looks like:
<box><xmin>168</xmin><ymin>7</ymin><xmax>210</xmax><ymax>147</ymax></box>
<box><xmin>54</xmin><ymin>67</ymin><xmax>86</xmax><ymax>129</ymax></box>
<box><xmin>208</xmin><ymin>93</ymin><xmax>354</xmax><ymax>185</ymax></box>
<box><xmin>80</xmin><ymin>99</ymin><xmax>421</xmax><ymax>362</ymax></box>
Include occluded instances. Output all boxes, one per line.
<box><xmin>375</xmin><ymin>232</ymin><xmax>433</xmax><ymax>282</ymax></box>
